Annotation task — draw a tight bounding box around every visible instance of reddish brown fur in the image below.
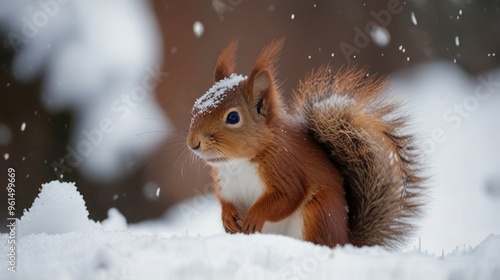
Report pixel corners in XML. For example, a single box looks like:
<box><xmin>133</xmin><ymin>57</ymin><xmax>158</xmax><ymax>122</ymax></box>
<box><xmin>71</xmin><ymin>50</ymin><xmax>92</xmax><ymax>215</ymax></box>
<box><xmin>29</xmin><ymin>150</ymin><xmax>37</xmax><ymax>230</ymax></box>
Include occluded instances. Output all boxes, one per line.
<box><xmin>214</xmin><ymin>40</ymin><xmax>238</xmax><ymax>82</ymax></box>
<box><xmin>250</xmin><ymin>121</ymin><xmax>348</xmax><ymax>245</ymax></box>
<box><xmin>188</xmin><ymin>40</ymin><xmax>425</xmax><ymax>249</ymax></box>
<box><xmin>292</xmin><ymin>65</ymin><xmax>425</xmax><ymax>248</ymax></box>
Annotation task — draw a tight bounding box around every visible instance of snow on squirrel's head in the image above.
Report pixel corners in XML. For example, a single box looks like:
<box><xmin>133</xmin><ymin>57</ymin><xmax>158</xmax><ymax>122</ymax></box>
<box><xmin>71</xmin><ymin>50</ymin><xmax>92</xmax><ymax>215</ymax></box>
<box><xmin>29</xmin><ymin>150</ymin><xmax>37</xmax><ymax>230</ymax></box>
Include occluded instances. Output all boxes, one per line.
<box><xmin>187</xmin><ymin>39</ymin><xmax>285</xmax><ymax>166</ymax></box>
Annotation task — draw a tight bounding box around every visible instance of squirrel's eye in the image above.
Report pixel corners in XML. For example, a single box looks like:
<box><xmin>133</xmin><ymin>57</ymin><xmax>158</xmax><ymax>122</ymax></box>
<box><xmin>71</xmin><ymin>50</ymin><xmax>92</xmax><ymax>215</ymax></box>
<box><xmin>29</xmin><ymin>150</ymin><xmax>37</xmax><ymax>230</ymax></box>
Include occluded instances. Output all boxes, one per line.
<box><xmin>225</xmin><ymin>111</ymin><xmax>240</xmax><ymax>125</ymax></box>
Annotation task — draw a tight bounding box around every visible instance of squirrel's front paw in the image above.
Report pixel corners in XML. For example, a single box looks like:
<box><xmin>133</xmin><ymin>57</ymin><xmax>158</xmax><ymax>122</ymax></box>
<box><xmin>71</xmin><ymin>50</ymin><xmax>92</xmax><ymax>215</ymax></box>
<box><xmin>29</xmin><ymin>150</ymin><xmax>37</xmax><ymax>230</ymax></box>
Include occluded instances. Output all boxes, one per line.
<box><xmin>242</xmin><ymin>213</ymin><xmax>265</xmax><ymax>234</ymax></box>
<box><xmin>222</xmin><ymin>207</ymin><xmax>242</xmax><ymax>234</ymax></box>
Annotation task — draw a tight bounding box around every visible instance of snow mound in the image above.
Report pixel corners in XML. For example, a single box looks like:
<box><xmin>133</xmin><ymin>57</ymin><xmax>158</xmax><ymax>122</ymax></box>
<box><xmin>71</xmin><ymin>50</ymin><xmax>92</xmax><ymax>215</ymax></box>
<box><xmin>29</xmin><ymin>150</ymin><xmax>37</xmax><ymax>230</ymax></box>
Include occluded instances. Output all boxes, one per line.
<box><xmin>18</xmin><ymin>181</ymin><xmax>97</xmax><ymax>237</ymax></box>
<box><xmin>101</xmin><ymin>208</ymin><xmax>128</xmax><ymax>232</ymax></box>
<box><xmin>2</xmin><ymin>181</ymin><xmax>499</xmax><ymax>279</ymax></box>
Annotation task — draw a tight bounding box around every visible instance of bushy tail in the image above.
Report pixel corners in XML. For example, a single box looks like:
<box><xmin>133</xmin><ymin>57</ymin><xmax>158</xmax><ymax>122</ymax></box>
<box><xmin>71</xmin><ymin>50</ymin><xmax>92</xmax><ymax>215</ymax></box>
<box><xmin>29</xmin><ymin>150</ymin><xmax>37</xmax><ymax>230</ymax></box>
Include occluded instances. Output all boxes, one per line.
<box><xmin>292</xmin><ymin>65</ymin><xmax>426</xmax><ymax>249</ymax></box>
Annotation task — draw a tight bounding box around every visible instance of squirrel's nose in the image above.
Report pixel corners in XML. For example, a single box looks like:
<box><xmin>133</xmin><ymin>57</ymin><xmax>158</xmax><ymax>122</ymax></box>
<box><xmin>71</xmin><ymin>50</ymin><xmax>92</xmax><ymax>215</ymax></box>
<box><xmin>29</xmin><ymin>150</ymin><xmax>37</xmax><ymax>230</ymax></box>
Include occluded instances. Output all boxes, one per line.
<box><xmin>190</xmin><ymin>141</ymin><xmax>201</xmax><ymax>150</ymax></box>
<box><xmin>187</xmin><ymin>133</ymin><xmax>202</xmax><ymax>150</ymax></box>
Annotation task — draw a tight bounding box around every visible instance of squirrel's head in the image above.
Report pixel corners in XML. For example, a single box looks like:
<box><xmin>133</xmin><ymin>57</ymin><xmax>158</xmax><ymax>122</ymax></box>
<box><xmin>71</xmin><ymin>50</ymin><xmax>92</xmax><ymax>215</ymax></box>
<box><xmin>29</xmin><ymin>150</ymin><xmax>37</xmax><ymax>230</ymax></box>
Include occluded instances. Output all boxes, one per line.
<box><xmin>187</xmin><ymin>39</ymin><xmax>284</xmax><ymax>166</ymax></box>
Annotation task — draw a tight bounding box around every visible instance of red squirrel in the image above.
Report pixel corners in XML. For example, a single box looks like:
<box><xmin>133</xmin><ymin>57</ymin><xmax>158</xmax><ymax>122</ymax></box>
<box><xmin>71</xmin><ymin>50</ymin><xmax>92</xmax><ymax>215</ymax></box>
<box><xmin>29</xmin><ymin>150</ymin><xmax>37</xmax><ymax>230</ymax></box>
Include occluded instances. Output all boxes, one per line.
<box><xmin>187</xmin><ymin>39</ymin><xmax>425</xmax><ymax>248</ymax></box>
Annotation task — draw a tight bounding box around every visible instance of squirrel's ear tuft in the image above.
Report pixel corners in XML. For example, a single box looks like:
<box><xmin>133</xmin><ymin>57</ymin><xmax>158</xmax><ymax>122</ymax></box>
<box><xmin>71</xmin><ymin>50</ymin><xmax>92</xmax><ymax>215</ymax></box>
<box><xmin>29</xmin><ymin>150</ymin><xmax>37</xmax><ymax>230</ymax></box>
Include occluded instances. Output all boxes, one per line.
<box><xmin>248</xmin><ymin>38</ymin><xmax>285</xmax><ymax>118</ymax></box>
<box><xmin>214</xmin><ymin>40</ymin><xmax>238</xmax><ymax>82</ymax></box>
<box><xmin>249</xmin><ymin>38</ymin><xmax>284</xmax><ymax>82</ymax></box>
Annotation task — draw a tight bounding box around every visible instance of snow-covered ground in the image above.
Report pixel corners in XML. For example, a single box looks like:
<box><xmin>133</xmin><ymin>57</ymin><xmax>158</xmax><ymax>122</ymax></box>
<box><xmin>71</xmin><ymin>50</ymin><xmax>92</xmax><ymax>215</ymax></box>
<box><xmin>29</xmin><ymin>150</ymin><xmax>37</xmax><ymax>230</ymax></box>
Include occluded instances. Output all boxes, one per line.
<box><xmin>2</xmin><ymin>63</ymin><xmax>500</xmax><ymax>279</ymax></box>
<box><xmin>2</xmin><ymin>181</ymin><xmax>499</xmax><ymax>280</ymax></box>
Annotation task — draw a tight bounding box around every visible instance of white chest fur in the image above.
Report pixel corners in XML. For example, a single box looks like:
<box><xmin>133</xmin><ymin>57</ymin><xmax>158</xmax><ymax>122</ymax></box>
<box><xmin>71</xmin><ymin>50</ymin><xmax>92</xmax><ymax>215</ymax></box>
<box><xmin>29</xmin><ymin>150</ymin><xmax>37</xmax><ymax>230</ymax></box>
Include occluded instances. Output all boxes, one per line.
<box><xmin>216</xmin><ymin>159</ymin><xmax>304</xmax><ymax>240</ymax></box>
<box><xmin>216</xmin><ymin>159</ymin><xmax>266</xmax><ymax>214</ymax></box>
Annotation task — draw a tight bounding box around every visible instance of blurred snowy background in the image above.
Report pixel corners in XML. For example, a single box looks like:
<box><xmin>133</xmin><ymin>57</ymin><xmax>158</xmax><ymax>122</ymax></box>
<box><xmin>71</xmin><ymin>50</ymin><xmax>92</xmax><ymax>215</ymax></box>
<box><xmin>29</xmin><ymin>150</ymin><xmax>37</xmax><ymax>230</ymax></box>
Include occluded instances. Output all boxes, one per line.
<box><xmin>0</xmin><ymin>0</ymin><xmax>499</xmax><ymax>272</ymax></box>
<box><xmin>0</xmin><ymin>0</ymin><xmax>168</xmax><ymax>181</ymax></box>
